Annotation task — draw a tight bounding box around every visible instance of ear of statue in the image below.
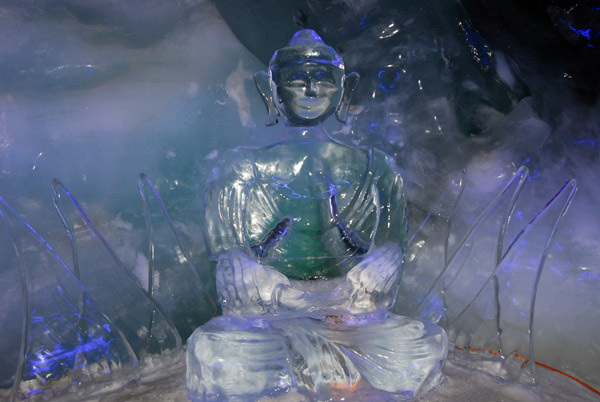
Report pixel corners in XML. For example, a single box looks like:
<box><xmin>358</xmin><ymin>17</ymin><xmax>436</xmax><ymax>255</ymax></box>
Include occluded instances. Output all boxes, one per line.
<box><xmin>336</xmin><ymin>72</ymin><xmax>360</xmax><ymax>123</ymax></box>
<box><xmin>253</xmin><ymin>71</ymin><xmax>279</xmax><ymax>126</ymax></box>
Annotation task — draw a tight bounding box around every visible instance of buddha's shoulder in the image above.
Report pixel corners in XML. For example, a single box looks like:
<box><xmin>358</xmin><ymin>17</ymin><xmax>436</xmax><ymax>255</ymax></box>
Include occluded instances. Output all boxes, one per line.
<box><xmin>259</xmin><ymin>140</ymin><xmax>372</xmax><ymax>162</ymax></box>
<box><xmin>370</xmin><ymin>147</ymin><xmax>399</xmax><ymax>169</ymax></box>
<box><xmin>209</xmin><ymin>143</ymin><xmax>398</xmax><ymax>180</ymax></box>
<box><xmin>216</xmin><ymin>146</ymin><xmax>255</xmax><ymax>163</ymax></box>
<box><xmin>207</xmin><ymin>147</ymin><xmax>257</xmax><ymax>183</ymax></box>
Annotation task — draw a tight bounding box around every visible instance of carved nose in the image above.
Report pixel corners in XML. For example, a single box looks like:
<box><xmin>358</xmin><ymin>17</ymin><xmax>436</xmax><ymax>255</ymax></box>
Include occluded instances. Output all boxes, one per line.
<box><xmin>305</xmin><ymin>79</ymin><xmax>318</xmax><ymax>97</ymax></box>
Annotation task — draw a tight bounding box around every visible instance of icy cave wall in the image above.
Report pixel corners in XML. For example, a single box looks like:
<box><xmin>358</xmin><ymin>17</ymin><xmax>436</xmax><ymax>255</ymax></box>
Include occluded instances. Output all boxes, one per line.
<box><xmin>0</xmin><ymin>0</ymin><xmax>599</xmax><ymax>391</ymax></box>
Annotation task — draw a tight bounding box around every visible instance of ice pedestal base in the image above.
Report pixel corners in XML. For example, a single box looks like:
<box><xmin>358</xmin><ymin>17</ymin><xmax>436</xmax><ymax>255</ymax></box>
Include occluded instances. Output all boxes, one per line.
<box><xmin>186</xmin><ymin>312</ymin><xmax>447</xmax><ymax>401</ymax></box>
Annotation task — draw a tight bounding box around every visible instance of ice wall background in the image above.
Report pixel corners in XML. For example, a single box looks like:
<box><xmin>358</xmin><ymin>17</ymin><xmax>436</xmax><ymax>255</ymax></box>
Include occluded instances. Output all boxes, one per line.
<box><xmin>0</xmin><ymin>0</ymin><xmax>599</xmax><ymax>395</ymax></box>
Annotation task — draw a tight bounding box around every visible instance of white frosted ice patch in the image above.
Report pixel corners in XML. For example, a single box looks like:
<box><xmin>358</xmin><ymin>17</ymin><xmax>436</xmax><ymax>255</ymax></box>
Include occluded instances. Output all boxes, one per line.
<box><xmin>226</xmin><ymin>59</ymin><xmax>256</xmax><ymax>128</ymax></box>
<box><xmin>466</xmin><ymin>150</ymin><xmax>514</xmax><ymax>192</ymax></box>
<box><xmin>187</xmin><ymin>81</ymin><xmax>199</xmax><ymax>98</ymax></box>
<box><xmin>110</xmin><ymin>214</ymin><xmax>133</xmax><ymax>231</ymax></box>
<box><xmin>495</xmin><ymin>51</ymin><xmax>517</xmax><ymax>90</ymax></box>
<box><xmin>132</xmin><ymin>252</ymin><xmax>150</xmax><ymax>291</ymax></box>
<box><xmin>204</xmin><ymin>149</ymin><xmax>219</xmax><ymax>160</ymax></box>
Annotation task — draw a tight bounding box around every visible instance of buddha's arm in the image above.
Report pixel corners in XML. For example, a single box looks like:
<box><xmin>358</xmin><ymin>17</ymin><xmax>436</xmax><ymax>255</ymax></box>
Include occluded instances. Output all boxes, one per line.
<box><xmin>216</xmin><ymin>247</ymin><xmax>349</xmax><ymax>314</ymax></box>
<box><xmin>250</xmin><ymin>217</ymin><xmax>291</xmax><ymax>258</ymax></box>
<box><xmin>216</xmin><ymin>247</ymin><xmax>297</xmax><ymax>315</ymax></box>
<box><xmin>371</xmin><ymin>149</ymin><xmax>408</xmax><ymax>248</ymax></box>
<box><xmin>329</xmin><ymin>194</ymin><xmax>370</xmax><ymax>255</ymax></box>
<box><xmin>279</xmin><ymin>242</ymin><xmax>404</xmax><ymax>313</ymax></box>
<box><xmin>216</xmin><ymin>243</ymin><xmax>404</xmax><ymax>316</ymax></box>
<box><xmin>204</xmin><ymin>147</ymin><xmax>268</xmax><ymax>261</ymax></box>
<box><xmin>322</xmin><ymin>148</ymin><xmax>407</xmax><ymax>256</ymax></box>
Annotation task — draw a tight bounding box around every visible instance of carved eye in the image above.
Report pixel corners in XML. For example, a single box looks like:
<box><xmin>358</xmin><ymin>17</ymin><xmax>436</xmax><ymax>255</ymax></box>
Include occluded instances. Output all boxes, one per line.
<box><xmin>313</xmin><ymin>70</ymin><xmax>334</xmax><ymax>83</ymax></box>
<box><xmin>288</xmin><ymin>80</ymin><xmax>306</xmax><ymax>87</ymax></box>
<box><xmin>286</xmin><ymin>71</ymin><xmax>308</xmax><ymax>85</ymax></box>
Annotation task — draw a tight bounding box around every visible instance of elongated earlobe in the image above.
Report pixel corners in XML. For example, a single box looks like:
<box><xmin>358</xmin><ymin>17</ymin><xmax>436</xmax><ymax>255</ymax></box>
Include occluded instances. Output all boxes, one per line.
<box><xmin>336</xmin><ymin>72</ymin><xmax>360</xmax><ymax>123</ymax></box>
<box><xmin>253</xmin><ymin>71</ymin><xmax>279</xmax><ymax>126</ymax></box>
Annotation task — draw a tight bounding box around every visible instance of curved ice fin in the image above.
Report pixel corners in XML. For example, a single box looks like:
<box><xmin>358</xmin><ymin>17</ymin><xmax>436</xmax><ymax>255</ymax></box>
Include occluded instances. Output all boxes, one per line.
<box><xmin>0</xmin><ymin>196</ymin><xmax>137</xmax><ymax>401</ymax></box>
<box><xmin>137</xmin><ymin>173</ymin><xmax>217</xmax><ymax>341</ymax></box>
<box><xmin>394</xmin><ymin>170</ymin><xmax>465</xmax><ymax>316</ymax></box>
<box><xmin>448</xmin><ymin>179</ymin><xmax>577</xmax><ymax>384</ymax></box>
<box><xmin>0</xmin><ymin>203</ymin><xmax>26</xmax><ymax>399</ymax></box>
<box><xmin>51</xmin><ymin>179</ymin><xmax>182</xmax><ymax>363</ymax></box>
<box><xmin>414</xmin><ymin>166</ymin><xmax>528</xmax><ymax>326</ymax></box>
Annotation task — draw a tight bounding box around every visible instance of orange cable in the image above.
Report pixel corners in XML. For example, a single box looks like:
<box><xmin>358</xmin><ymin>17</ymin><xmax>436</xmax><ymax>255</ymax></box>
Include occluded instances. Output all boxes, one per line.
<box><xmin>535</xmin><ymin>361</ymin><xmax>600</xmax><ymax>396</ymax></box>
<box><xmin>454</xmin><ymin>346</ymin><xmax>600</xmax><ymax>396</ymax></box>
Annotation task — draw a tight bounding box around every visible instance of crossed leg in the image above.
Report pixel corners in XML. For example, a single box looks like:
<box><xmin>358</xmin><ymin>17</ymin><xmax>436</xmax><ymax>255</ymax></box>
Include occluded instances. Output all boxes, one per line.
<box><xmin>187</xmin><ymin>313</ymin><xmax>447</xmax><ymax>400</ymax></box>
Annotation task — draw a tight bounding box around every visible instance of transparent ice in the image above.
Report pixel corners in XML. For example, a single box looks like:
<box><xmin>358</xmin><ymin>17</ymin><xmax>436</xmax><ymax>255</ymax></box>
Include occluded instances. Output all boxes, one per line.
<box><xmin>0</xmin><ymin>0</ymin><xmax>599</xmax><ymax>401</ymax></box>
<box><xmin>187</xmin><ymin>30</ymin><xmax>447</xmax><ymax>401</ymax></box>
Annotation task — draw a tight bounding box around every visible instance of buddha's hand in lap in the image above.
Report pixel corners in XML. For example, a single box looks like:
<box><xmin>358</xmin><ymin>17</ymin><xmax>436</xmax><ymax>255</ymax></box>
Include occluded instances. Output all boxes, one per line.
<box><xmin>216</xmin><ymin>248</ymin><xmax>310</xmax><ymax>315</ymax></box>
<box><xmin>339</xmin><ymin>242</ymin><xmax>403</xmax><ymax>314</ymax></box>
<box><xmin>216</xmin><ymin>244</ymin><xmax>403</xmax><ymax>317</ymax></box>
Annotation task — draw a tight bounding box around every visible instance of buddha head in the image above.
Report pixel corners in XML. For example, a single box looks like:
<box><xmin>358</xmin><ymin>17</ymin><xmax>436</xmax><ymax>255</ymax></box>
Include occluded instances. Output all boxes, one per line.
<box><xmin>255</xmin><ymin>30</ymin><xmax>359</xmax><ymax>126</ymax></box>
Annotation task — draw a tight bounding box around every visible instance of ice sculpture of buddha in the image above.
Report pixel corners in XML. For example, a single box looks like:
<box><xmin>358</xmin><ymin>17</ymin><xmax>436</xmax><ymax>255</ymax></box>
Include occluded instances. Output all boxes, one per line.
<box><xmin>187</xmin><ymin>30</ymin><xmax>447</xmax><ymax>401</ymax></box>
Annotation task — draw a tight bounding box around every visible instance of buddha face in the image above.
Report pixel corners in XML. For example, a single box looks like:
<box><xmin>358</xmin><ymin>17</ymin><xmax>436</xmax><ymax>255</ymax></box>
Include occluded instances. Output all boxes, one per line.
<box><xmin>273</xmin><ymin>63</ymin><xmax>344</xmax><ymax>126</ymax></box>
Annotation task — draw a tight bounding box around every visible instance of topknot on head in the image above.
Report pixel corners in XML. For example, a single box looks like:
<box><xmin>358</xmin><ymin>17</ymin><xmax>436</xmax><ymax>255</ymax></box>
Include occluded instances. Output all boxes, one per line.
<box><xmin>269</xmin><ymin>29</ymin><xmax>344</xmax><ymax>77</ymax></box>
<box><xmin>287</xmin><ymin>29</ymin><xmax>325</xmax><ymax>46</ymax></box>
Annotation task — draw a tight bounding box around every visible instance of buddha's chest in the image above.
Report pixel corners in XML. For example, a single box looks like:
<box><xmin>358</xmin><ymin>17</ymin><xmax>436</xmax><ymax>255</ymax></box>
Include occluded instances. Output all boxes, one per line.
<box><xmin>269</xmin><ymin>172</ymin><xmax>352</xmax><ymax>224</ymax></box>
<box><xmin>244</xmin><ymin>147</ymin><xmax>376</xmax><ymax>279</ymax></box>
<box><xmin>256</xmin><ymin>151</ymin><xmax>364</xmax><ymax>226</ymax></box>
